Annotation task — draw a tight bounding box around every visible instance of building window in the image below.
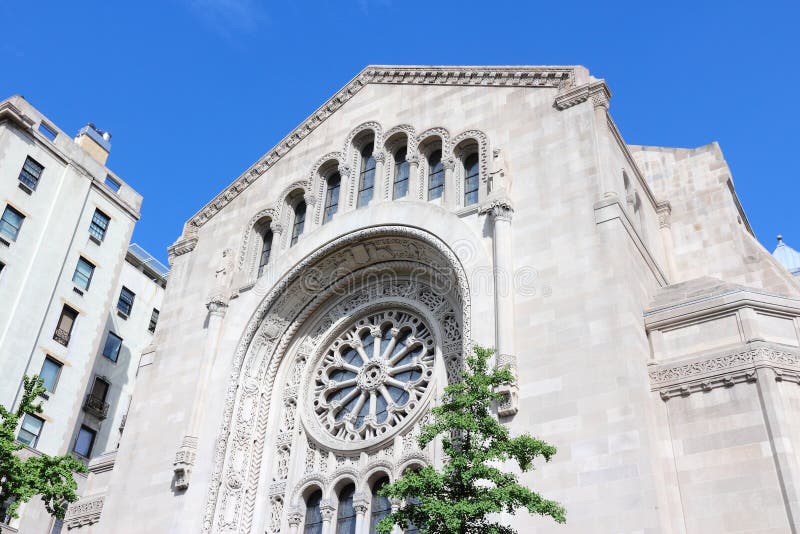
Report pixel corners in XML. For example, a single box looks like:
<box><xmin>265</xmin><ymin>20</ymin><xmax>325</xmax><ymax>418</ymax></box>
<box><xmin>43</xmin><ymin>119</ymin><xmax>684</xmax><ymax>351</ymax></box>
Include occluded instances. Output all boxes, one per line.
<box><xmin>39</xmin><ymin>357</ymin><xmax>63</xmax><ymax>392</ymax></box>
<box><xmin>336</xmin><ymin>484</ymin><xmax>356</xmax><ymax>534</ymax></box>
<box><xmin>304</xmin><ymin>489</ymin><xmax>323</xmax><ymax>534</ymax></box>
<box><xmin>89</xmin><ymin>209</ymin><xmax>110</xmax><ymax>242</ymax></box>
<box><xmin>463</xmin><ymin>153</ymin><xmax>480</xmax><ymax>207</ymax></box>
<box><xmin>73</xmin><ymin>425</ymin><xmax>96</xmax><ymax>458</ymax></box>
<box><xmin>117</xmin><ymin>286</ymin><xmax>135</xmax><ymax>317</ymax></box>
<box><xmin>393</xmin><ymin>147</ymin><xmax>409</xmax><ymax>199</ymax></box>
<box><xmin>104</xmin><ymin>176</ymin><xmax>121</xmax><ymax>193</ymax></box>
<box><xmin>53</xmin><ymin>305</ymin><xmax>78</xmax><ymax>346</ymax></box>
<box><xmin>38</xmin><ymin>122</ymin><xmax>58</xmax><ymax>141</ymax></box>
<box><xmin>290</xmin><ymin>202</ymin><xmax>306</xmax><ymax>247</ymax></box>
<box><xmin>0</xmin><ymin>205</ymin><xmax>25</xmax><ymax>242</ymax></box>
<box><xmin>148</xmin><ymin>308</ymin><xmax>160</xmax><ymax>333</ymax></box>
<box><xmin>83</xmin><ymin>377</ymin><xmax>110</xmax><ymax>420</ymax></box>
<box><xmin>369</xmin><ymin>477</ymin><xmax>391</xmax><ymax>534</ymax></box>
<box><xmin>357</xmin><ymin>143</ymin><xmax>376</xmax><ymax>208</ymax></box>
<box><xmin>18</xmin><ymin>156</ymin><xmax>44</xmax><ymax>191</ymax></box>
<box><xmin>323</xmin><ymin>172</ymin><xmax>341</xmax><ymax>223</ymax></box>
<box><xmin>18</xmin><ymin>414</ymin><xmax>44</xmax><ymax>447</ymax></box>
<box><xmin>258</xmin><ymin>227</ymin><xmax>273</xmax><ymax>276</ymax></box>
<box><xmin>72</xmin><ymin>257</ymin><xmax>95</xmax><ymax>291</ymax></box>
<box><xmin>427</xmin><ymin>150</ymin><xmax>444</xmax><ymax>201</ymax></box>
<box><xmin>102</xmin><ymin>332</ymin><xmax>123</xmax><ymax>362</ymax></box>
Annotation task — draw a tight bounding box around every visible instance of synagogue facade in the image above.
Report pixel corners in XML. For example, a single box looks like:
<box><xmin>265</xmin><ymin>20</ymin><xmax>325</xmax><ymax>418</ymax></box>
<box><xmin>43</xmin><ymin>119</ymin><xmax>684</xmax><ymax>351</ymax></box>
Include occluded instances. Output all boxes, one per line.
<box><xmin>79</xmin><ymin>66</ymin><xmax>800</xmax><ymax>533</ymax></box>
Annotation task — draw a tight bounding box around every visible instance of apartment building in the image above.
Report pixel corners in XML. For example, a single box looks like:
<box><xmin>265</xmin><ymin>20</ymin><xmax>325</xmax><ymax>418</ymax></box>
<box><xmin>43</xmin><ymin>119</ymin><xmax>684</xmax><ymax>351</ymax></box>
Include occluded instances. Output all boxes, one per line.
<box><xmin>0</xmin><ymin>96</ymin><xmax>166</xmax><ymax>533</ymax></box>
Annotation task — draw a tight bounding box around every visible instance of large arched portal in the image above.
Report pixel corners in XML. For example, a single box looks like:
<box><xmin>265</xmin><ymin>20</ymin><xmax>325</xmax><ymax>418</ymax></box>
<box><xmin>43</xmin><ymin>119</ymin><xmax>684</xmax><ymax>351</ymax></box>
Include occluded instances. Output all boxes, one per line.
<box><xmin>204</xmin><ymin>226</ymin><xmax>472</xmax><ymax>533</ymax></box>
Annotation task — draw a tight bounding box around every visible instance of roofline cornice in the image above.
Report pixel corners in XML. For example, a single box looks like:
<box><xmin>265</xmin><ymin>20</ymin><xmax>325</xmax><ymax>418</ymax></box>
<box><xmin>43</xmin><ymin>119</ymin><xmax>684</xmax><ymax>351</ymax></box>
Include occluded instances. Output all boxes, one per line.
<box><xmin>182</xmin><ymin>65</ymin><xmax>587</xmax><ymax>232</ymax></box>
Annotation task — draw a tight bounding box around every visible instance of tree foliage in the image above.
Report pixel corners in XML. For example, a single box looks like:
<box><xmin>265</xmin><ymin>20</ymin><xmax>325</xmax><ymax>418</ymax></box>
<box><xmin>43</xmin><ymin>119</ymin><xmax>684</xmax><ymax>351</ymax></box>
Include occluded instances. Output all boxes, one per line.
<box><xmin>0</xmin><ymin>375</ymin><xmax>87</xmax><ymax>521</ymax></box>
<box><xmin>377</xmin><ymin>346</ymin><xmax>565</xmax><ymax>534</ymax></box>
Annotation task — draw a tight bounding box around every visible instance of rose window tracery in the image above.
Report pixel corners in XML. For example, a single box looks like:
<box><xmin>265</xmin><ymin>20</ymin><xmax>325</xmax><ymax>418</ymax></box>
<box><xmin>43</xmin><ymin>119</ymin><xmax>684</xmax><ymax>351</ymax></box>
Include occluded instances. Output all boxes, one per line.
<box><xmin>311</xmin><ymin>309</ymin><xmax>435</xmax><ymax>444</ymax></box>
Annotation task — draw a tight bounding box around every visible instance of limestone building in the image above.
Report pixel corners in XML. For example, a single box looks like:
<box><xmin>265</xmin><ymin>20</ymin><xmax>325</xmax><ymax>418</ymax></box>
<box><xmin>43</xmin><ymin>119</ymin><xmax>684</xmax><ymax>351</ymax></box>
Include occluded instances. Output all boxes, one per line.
<box><xmin>0</xmin><ymin>96</ymin><xmax>166</xmax><ymax>533</ymax></box>
<box><xmin>76</xmin><ymin>66</ymin><xmax>800</xmax><ymax>533</ymax></box>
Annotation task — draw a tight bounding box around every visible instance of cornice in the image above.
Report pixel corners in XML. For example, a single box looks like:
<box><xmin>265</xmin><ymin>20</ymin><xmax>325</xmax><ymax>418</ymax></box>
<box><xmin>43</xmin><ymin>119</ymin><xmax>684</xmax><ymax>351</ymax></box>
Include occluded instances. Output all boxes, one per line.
<box><xmin>0</xmin><ymin>101</ymin><xmax>35</xmax><ymax>129</ymax></box>
<box><xmin>167</xmin><ymin>234</ymin><xmax>199</xmax><ymax>265</ymax></box>
<box><xmin>648</xmin><ymin>342</ymin><xmax>800</xmax><ymax>400</ymax></box>
<box><xmin>183</xmin><ymin>65</ymin><xmax>583</xmax><ymax>232</ymax></box>
<box><xmin>554</xmin><ymin>80</ymin><xmax>611</xmax><ymax>111</ymax></box>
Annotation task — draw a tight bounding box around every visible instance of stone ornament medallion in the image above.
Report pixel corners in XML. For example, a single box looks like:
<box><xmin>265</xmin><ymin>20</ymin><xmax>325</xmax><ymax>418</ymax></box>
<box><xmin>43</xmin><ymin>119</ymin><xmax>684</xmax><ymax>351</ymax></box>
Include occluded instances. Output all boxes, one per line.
<box><xmin>307</xmin><ymin>308</ymin><xmax>436</xmax><ymax>451</ymax></box>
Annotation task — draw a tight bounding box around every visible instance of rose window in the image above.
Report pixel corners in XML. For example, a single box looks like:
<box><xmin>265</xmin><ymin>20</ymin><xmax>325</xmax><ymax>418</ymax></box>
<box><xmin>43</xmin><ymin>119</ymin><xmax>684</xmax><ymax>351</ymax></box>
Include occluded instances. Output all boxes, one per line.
<box><xmin>311</xmin><ymin>309</ymin><xmax>435</xmax><ymax>444</ymax></box>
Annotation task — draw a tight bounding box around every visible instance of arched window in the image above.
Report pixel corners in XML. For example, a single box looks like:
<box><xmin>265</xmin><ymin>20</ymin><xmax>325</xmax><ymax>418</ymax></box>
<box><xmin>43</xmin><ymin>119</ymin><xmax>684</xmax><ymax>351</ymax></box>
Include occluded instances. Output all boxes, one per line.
<box><xmin>336</xmin><ymin>484</ymin><xmax>357</xmax><ymax>534</ymax></box>
<box><xmin>258</xmin><ymin>226</ymin><xmax>273</xmax><ymax>276</ymax></box>
<box><xmin>369</xmin><ymin>477</ymin><xmax>391</xmax><ymax>534</ymax></box>
<box><xmin>427</xmin><ymin>150</ymin><xmax>444</xmax><ymax>201</ymax></box>
<box><xmin>323</xmin><ymin>172</ymin><xmax>341</xmax><ymax>223</ymax></box>
<box><xmin>463</xmin><ymin>153</ymin><xmax>479</xmax><ymax>207</ymax></box>
<box><xmin>291</xmin><ymin>201</ymin><xmax>306</xmax><ymax>246</ymax></box>
<box><xmin>357</xmin><ymin>143</ymin><xmax>376</xmax><ymax>208</ymax></box>
<box><xmin>304</xmin><ymin>489</ymin><xmax>323</xmax><ymax>534</ymax></box>
<box><xmin>393</xmin><ymin>147</ymin><xmax>409</xmax><ymax>199</ymax></box>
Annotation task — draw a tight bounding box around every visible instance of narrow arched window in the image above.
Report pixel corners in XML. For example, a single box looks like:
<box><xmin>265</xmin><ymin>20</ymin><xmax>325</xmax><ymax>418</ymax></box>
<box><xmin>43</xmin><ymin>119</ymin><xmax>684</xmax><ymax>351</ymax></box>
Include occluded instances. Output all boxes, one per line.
<box><xmin>357</xmin><ymin>143</ymin><xmax>376</xmax><ymax>208</ymax></box>
<box><xmin>336</xmin><ymin>484</ymin><xmax>357</xmax><ymax>534</ymax></box>
<box><xmin>323</xmin><ymin>172</ymin><xmax>341</xmax><ymax>223</ymax></box>
<box><xmin>463</xmin><ymin>153</ymin><xmax>479</xmax><ymax>206</ymax></box>
<box><xmin>369</xmin><ymin>477</ymin><xmax>391</xmax><ymax>534</ymax></box>
<box><xmin>304</xmin><ymin>489</ymin><xmax>323</xmax><ymax>534</ymax></box>
<box><xmin>291</xmin><ymin>201</ymin><xmax>306</xmax><ymax>246</ymax></box>
<box><xmin>427</xmin><ymin>150</ymin><xmax>444</xmax><ymax>201</ymax></box>
<box><xmin>258</xmin><ymin>226</ymin><xmax>273</xmax><ymax>276</ymax></box>
<box><xmin>393</xmin><ymin>147</ymin><xmax>409</xmax><ymax>199</ymax></box>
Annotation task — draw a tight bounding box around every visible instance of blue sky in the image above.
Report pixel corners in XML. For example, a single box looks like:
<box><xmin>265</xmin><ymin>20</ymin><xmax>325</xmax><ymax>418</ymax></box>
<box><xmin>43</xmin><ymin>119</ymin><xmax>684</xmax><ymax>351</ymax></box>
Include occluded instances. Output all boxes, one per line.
<box><xmin>1</xmin><ymin>1</ymin><xmax>798</xmax><ymax>263</ymax></box>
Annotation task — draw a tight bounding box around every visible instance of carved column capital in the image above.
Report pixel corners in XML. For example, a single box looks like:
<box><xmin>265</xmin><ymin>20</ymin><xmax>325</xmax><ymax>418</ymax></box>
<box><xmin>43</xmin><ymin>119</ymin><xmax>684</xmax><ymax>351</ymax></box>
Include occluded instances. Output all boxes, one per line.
<box><xmin>270</xmin><ymin>221</ymin><xmax>284</xmax><ymax>234</ymax></box>
<box><xmin>206</xmin><ymin>295</ymin><xmax>229</xmax><ymax>317</ymax></box>
<box><xmin>656</xmin><ymin>201</ymin><xmax>672</xmax><ymax>229</ymax></box>
<box><xmin>353</xmin><ymin>492</ymin><xmax>369</xmax><ymax>514</ymax></box>
<box><xmin>478</xmin><ymin>196</ymin><xmax>514</xmax><ymax>222</ymax></box>
<box><xmin>442</xmin><ymin>156</ymin><xmax>456</xmax><ymax>171</ymax></box>
<box><xmin>287</xmin><ymin>506</ymin><xmax>304</xmax><ymax>526</ymax></box>
<box><xmin>303</xmin><ymin>192</ymin><xmax>317</xmax><ymax>206</ymax></box>
<box><xmin>320</xmin><ymin>501</ymin><xmax>336</xmax><ymax>521</ymax></box>
<box><xmin>589</xmin><ymin>83</ymin><xmax>611</xmax><ymax>110</ymax></box>
<box><xmin>406</xmin><ymin>153</ymin><xmax>419</xmax><ymax>166</ymax></box>
<box><xmin>338</xmin><ymin>163</ymin><xmax>351</xmax><ymax>178</ymax></box>
<box><xmin>373</xmin><ymin>152</ymin><xmax>386</xmax><ymax>164</ymax></box>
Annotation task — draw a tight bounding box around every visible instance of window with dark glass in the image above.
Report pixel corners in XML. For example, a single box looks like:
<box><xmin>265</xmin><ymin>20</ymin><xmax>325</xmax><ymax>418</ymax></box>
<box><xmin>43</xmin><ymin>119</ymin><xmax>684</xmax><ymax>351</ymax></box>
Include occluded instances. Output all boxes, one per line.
<box><xmin>18</xmin><ymin>156</ymin><xmax>44</xmax><ymax>190</ymax></box>
<box><xmin>89</xmin><ymin>209</ymin><xmax>110</xmax><ymax>242</ymax></box>
<box><xmin>102</xmin><ymin>332</ymin><xmax>123</xmax><ymax>362</ymax></box>
<box><xmin>290</xmin><ymin>202</ymin><xmax>306</xmax><ymax>246</ymax></box>
<box><xmin>393</xmin><ymin>147</ymin><xmax>409</xmax><ymax>199</ymax></box>
<box><xmin>18</xmin><ymin>414</ymin><xmax>44</xmax><ymax>447</ymax></box>
<box><xmin>370</xmin><ymin>477</ymin><xmax>391</xmax><ymax>534</ymax></box>
<box><xmin>148</xmin><ymin>308</ymin><xmax>160</xmax><ymax>333</ymax></box>
<box><xmin>53</xmin><ymin>305</ymin><xmax>77</xmax><ymax>346</ymax></box>
<box><xmin>304</xmin><ymin>489</ymin><xmax>323</xmax><ymax>534</ymax></box>
<box><xmin>40</xmin><ymin>357</ymin><xmax>62</xmax><ymax>392</ymax></box>
<box><xmin>90</xmin><ymin>377</ymin><xmax>110</xmax><ymax>403</ymax></box>
<box><xmin>336</xmin><ymin>484</ymin><xmax>356</xmax><ymax>534</ymax></box>
<box><xmin>0</xmin><ymin>205</ymin><xmax>25</xmax><ymax>242</ymax></box>
<box><xmin>357</xmin><ymin>143</ymin><xmax>376</xmax><ymax>208</ymax></box>
<box><xmin>323</xmin><ymin>172</ymin><xmax>341</xmax><ymax>223</ymax></box>
<box><xmin>463</xmin><ymin>153</ymin><xmax>480</xmax><ymax>207</ymax></box>
<box><xmin>258</xmin><ymin>227</ymin><xmax>273</xmax><ymax>276</ymax></box>
<box><xmin>427</xmin><ymin>150</ymin><xmax>444</xmax><ymax>200</ymax></box>
<box><xmin>117</xmin><ymin>286</ymin><xmax>135</xmax><ymax>316</ymax></box>
<box><xmin>73</xmin><ymin>425</ymin><xmax>96</xmax><ymax>457</ymax></box>
<box><xmin>72</xmin><ymin>257</ymin><xmax>95</xmax><ymax>291</ymax></box>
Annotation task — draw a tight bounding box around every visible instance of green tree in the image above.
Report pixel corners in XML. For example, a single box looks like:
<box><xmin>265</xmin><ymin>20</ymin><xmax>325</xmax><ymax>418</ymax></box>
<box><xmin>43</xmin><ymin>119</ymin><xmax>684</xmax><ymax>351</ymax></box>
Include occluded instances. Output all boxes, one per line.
<box><xmin>377</xmin><ymin>346</ymin><xmax>565</xmax><ymax>534</ymax></box>
<box><xmin>0</xmin><ymin>375</ymin><xmax>86</xmax><ymax>522</ymax></box>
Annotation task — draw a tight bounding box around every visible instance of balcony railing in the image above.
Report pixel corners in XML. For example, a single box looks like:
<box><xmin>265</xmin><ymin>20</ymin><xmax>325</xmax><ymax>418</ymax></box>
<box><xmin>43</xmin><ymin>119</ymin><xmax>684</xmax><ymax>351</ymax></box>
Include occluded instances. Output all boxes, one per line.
<box><xmin>83</xmin><ymin>394</ymin><xmax>109</xmax><ymax>420</ymax></box>
<box><xmin>53</xmin><ymin>328</ymin><xmax>71</xmax><ymax>346</ymax></box>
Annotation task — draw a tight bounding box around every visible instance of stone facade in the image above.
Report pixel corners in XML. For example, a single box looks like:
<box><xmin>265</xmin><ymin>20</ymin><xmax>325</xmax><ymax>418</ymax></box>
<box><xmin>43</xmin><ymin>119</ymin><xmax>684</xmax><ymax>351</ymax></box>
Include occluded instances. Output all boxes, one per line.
<box><xmin>85</xmin><ymin>66</ymin><xmax>800</xmax><ymax>533</ymax></box>
<box><xmin>0</xmin><ymin>96</ymin><xmax>165</xmax><ymax>533</ymax></box>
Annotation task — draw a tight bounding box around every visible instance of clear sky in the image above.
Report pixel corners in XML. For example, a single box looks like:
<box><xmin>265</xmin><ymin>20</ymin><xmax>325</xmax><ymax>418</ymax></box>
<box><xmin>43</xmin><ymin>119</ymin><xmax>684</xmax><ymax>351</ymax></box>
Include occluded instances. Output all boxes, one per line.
<box><xmin>1</xmin><ymin>1</ymin><xmax>798</xmax><ymax>264</ymax></box>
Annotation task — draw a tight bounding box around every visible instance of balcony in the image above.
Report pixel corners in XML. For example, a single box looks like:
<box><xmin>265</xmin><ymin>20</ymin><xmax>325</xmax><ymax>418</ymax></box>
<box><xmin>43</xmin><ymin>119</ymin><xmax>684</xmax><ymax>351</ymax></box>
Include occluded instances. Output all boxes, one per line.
<box><xmin>53</xmin><ymin>327</ymin><xmax>71</xmax><ymax>346</ymax></box>
<box><xmin>83</xmin><ymin>394</ymin><xmax>109</xmax><ymax>420</ymax></box>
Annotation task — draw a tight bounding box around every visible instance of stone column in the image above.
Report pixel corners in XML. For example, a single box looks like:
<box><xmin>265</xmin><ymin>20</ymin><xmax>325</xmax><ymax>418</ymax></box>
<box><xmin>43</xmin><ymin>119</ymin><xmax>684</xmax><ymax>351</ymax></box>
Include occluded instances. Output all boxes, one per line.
<box><xmin>173</xmin><ymin>294</ymin><xmax>228</xmax><ymax>489</ymax></box>
<box><xmin>338</xmin><ymin>162</ymin><xmax>352</xmax><ymax>209</ymax></box>
<box><xmin>656</xmin><ymin>202</ymin><xmax>677</xmax><ymax>282</ymax></box>
<box><xmin>287</xmin><ymin>507</ymin><xmax>303</xmax><ymax>534</ymax></box>
<box><xmin>353</xmin><ymin>492</ymin><xmax>369</xmax><ymax>534</ymax></box>
<box><xmin>303</xmin><ymin>192</ymin><xmax>318</xmax><ymax>233</ymax></box>
<box><xmin>479</xmin><ymin>196</ymin><xmax>519</xmax><ymax>416</ymax></box>
<box><xmin>389</xmin><ymin>498</ymin><xmax>403</xmax><ymax>534</ymax></box>
<box><xmin>269</xmin><ymin>220</ymin><xmax>284</xmax><ymax>258</ymax></box>
<box><xmin>373</xmin><ymin>152</ymin><xmax>386</xmax><ymax>204</ymax></box>
<box><xmin>443</xmin><ymin>156</ymin><xmax>456</xmax><ymax>208</ymax></box>
<box><xmin>406</xmin><ymin>154</ymin><xmax>419</xmax><ymax>201</ymax></box>
<box><xmin>320</xmin><ymin>501</ymin><xmax>336</xmax><ymax>534</ymax></box>
<box><xmin>588</xmin><ymin>83</ymin><xmax>616</xmax><ymax>198</ymax></box>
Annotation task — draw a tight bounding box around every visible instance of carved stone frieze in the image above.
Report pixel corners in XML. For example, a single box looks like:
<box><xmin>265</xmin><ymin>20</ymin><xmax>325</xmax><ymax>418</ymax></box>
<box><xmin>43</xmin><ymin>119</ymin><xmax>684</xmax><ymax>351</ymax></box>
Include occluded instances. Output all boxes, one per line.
<box><xmin>173</xmin><ymin>435</ymin><xmax>198</xmax><ymax>490</ymax></box>
<box><xmin>554</xmin><ymin>80</ymin><xmax>612</xmax><ymax>111</ymax></box>
<box><xmin>64</xmin><ymin>495</ymin><xmax>105</xmax><ymax>529</ymax></box>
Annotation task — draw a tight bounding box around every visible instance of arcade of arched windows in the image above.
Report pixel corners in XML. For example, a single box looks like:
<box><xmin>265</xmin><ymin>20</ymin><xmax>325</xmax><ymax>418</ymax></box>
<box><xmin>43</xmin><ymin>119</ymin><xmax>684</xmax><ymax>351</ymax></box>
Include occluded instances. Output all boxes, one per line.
<box><xmin>237</xmin><ymin>123</ymin><xmax>492</xmax><ymax>282</ymax></box>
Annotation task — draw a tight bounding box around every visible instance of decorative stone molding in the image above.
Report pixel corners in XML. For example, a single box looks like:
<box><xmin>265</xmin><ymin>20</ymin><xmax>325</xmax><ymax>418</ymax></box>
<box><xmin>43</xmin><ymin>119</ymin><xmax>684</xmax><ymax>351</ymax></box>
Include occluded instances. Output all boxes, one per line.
<box><xmin>206</xmin><ymin>295</ymin><xmax>229</xmax><ymax>317</ymax></box>
<box><xmin>478</xmin><ymin>196</ymin><xmax>514</xmax><ymax>221</ymax></box>
<box><xmin>656</xmin><ymin>201</ymin><xmax>672</xmax><ymax>229</ymax></box>
<box><xmin>64</xmin><ymin>495</ymin><xmax>105</xmax><ymax>529</ymax></box>
<box><xmin>649</xmin><ymin>343</ymin><xmax>800</xmax><ymax>400</ymax></box>
<box><xmin>554</xmin><ymin>80</ymin><xmax>611</xmax><ymax>111</ymax></box>
<box><xmin>167</xmin><ymin>233</ymin><xmax>198</xmax><ymax>266</ymax></box>
<box><xmin>173</xmin><ymin>435</ymin><xmax>198</xmax><ymax>490</ymax></box>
